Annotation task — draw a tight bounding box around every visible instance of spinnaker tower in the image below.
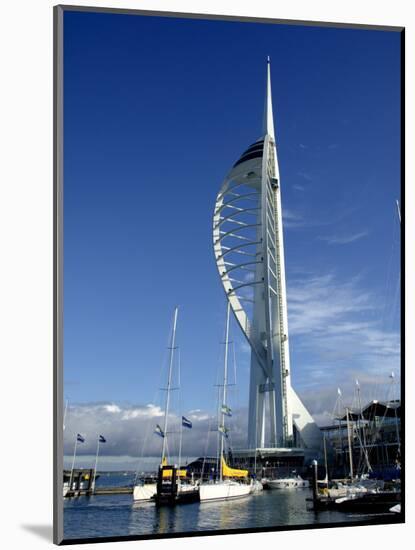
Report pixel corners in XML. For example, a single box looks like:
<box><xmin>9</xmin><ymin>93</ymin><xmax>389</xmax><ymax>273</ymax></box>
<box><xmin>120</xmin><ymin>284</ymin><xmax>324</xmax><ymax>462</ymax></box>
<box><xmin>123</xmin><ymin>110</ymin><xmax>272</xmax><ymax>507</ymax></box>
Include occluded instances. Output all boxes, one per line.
<box><xmin>213</xmin><ymin>58</ymin><xmax>322</xmax><ymax>455</ymax></box>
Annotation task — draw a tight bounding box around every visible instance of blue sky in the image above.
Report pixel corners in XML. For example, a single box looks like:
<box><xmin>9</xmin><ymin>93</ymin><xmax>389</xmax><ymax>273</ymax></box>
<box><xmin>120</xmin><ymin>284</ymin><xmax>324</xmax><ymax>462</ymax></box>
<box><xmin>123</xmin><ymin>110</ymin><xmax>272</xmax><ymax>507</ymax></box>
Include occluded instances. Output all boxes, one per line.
<box><xmin>63</xmin><ymin>11</ymin><xmax>401</xmax><ymax>463</ymax></box>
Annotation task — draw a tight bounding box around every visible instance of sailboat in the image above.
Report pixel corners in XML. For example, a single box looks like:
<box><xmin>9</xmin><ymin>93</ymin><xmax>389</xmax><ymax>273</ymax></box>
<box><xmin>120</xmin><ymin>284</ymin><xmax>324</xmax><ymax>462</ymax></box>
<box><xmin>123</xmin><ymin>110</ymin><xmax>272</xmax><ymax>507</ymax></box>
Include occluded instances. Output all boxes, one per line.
<box><xmin>325</xmin><ymin>382</ymin><xmax>395</xmax><ymax>501</ymax></box>
<box><xmin>325</xmin><ymin>387</ymin><xmax>372</xmax><ymax>499</ymax></box>
<box><xmin>154</xmin><ymin>307</ymin><xmax>199</xmax><ymax>505</ymax></box>
<box><xmin>133</xmin><ymin>307</ymin><xmax>180</xmax><ymax>503</ymax></box>
<box><xmin>133</xmin><ymin>474</ymin><xmax>157</xmax><ymax>502</ymax></box>
<box><xmin>134</xmin><ymin>307</ymin><xmax>199</xmax><ymax>504</ymax></box>
<box><xmin>199</xmin><ymin>303</ymin><xmax>253</xmax><ymax>502</ymax></box>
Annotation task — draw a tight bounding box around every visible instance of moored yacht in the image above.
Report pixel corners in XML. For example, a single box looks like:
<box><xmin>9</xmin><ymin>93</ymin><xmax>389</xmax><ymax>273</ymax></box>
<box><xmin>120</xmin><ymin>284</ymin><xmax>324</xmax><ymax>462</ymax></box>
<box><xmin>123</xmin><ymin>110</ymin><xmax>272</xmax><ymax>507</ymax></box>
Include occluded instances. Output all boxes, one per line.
<box><xmin>134</xmin><ymin>307</ymin><xmax>196</xmax><ymax>504</ymax></box>
<box><xmin>199</xmin><ymin>303</ymin><xmax>253</xmax><ymax>502</ymax></box>
<box><xmin>199</xmin><ymin>457</ymin><xmax>252</xmax><ymax>501</ymax></box>
<box><xmin>267</xmin><ymin>475</ymin><xmax>309</xmax><ymax>490</ymax></box>
<box><xmin>133</xmin><ymin>474</ymin><xmax>157</xmax><ymax>502</ymax></box>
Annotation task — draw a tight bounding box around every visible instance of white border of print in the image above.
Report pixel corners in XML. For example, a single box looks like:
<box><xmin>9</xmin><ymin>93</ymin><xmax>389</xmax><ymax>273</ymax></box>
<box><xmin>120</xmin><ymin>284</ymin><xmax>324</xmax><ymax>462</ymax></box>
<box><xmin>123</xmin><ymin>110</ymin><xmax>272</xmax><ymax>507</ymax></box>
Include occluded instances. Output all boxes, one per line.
<box><xmin>0</xmin><ymin>1</ymin><xmax>412</xmax><ymax>549</ymax></box>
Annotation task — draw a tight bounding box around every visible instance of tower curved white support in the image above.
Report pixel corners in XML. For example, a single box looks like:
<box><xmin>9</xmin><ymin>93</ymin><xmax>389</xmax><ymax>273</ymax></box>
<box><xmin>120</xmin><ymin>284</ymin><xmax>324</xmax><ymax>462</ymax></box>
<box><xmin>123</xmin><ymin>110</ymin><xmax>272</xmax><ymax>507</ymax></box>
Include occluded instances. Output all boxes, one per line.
<box><xmin>213</xmin><ymin>59</ymin><xmax>322</xmax><ymax>451</ymax></box>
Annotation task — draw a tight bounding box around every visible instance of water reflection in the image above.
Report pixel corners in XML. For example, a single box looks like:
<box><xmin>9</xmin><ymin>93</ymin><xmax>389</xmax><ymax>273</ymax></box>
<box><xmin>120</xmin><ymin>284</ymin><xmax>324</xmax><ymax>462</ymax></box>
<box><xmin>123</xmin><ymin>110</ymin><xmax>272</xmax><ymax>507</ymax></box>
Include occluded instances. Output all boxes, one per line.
<box><xmin>64</xmin><ymin>485</ymin><xmax>390</xmax><ymax>541</ymax></box>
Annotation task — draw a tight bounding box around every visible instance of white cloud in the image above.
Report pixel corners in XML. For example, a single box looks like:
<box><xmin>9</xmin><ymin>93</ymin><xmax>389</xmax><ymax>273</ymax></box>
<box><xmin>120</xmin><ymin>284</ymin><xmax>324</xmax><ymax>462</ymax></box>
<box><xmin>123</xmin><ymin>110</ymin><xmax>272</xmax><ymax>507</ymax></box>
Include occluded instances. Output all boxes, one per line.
<box><xmin>318</xmin><ymin>231</ymin><xmax>369</xmax><ymax>245</ymax></box>
<box><xmin>63</xmin><ymin>402</ymin><xmax>226</xmax><ymax>463</ymax></box>
<box><xmin>104</xmin><ymin>404</ymin><xmax>121</xmax><ymax>414</ymax></box>
<box><xmin>287</xmin><ymin>272</ymin><xmax>374</xmax><ymax>336</ymax></box>
<box><xmin>189</xmin><ymin>412</ymin><xmax>210</xmax><ymax>421</ymax></box>
<box><xmin>287</xmin><ymin>270</ymin><xmax>400</xmax><ymax>406</ymax></box>
<box><xmin>121</xmin><ymin>404</ymin><xmax>163</xmax><ymax>420</ymax></box>
<box><xmin>282</xmin><ymin>208</ymin><xmax>305</xmax><ymax>228</ymax></box>
<box><xmin>297</xmin><ymin>170</ymin><xmax>313</xmax><ymax>181</ymax></box>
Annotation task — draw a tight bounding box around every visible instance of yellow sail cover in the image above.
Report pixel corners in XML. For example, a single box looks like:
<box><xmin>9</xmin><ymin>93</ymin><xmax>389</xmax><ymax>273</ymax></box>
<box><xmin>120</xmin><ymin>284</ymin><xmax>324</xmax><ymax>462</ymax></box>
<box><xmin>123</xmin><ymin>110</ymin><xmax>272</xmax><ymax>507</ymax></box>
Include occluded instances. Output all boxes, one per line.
<box><xmin>221</xmin><ymin>456</ymin><xmax>248</xmax><ymax>478</ymax></box>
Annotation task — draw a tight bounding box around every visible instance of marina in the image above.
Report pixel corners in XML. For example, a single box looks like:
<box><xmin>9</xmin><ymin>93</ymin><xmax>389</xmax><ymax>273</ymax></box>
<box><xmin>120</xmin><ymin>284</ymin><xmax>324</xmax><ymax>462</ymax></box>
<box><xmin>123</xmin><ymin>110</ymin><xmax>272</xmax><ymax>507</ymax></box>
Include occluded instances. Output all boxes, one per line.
<box><xmin>307</xmin><ymin>460</ymin><xmax>401</xmax><ymax>514</ymax></box>
<box><xmin>63</xmin><ymin>473</ymin><xmax>400</xmax><ymax>541</ymax></box>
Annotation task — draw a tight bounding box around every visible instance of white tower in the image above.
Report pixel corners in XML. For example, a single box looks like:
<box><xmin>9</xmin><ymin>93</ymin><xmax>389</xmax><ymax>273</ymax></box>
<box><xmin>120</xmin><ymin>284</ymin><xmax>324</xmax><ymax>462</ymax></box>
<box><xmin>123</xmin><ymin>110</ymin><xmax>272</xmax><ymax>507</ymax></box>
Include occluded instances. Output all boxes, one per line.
<box><xmin>213</xmin><ymin>58</ymin><xmax>322</xmax><ymax>451</ymax></box>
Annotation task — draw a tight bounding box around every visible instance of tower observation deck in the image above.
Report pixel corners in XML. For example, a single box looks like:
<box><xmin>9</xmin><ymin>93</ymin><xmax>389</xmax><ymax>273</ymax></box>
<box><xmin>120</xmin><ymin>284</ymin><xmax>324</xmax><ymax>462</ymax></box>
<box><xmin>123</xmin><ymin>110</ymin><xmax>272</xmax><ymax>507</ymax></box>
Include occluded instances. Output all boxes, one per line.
<box><xmin>213</xmin><ymin>59</ymin><xmax>323</xmax><ymax>454</ymax></box>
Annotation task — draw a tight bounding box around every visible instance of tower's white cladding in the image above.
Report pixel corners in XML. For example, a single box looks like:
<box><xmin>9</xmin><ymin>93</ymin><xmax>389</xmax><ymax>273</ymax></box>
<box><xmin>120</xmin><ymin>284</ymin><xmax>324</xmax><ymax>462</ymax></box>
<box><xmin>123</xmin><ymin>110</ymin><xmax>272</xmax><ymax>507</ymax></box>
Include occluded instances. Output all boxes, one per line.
<box><xmin>213</xmin><ymin>59</ymin><xmax>322</xmax><ymax>451</ymax></box>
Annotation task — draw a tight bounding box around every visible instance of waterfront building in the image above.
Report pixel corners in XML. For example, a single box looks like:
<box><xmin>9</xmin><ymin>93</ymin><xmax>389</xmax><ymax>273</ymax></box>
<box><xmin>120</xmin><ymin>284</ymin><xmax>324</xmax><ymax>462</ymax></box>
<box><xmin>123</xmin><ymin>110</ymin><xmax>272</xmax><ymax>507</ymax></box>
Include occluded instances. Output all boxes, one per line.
<box><xmin>321</xmin><ymin>399</ymin><xmax>401</xmax><ymax>478</ymax></box>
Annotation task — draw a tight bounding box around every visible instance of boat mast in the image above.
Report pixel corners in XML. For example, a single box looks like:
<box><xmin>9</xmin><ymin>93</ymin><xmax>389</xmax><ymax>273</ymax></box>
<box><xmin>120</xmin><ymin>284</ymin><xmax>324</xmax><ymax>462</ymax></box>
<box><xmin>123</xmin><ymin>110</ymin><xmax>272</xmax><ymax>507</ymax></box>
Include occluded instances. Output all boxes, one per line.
<box><xmin>254</xmin><ymin>389</ymin><xmax>259</xmax><ymax>477</ymax></box>
<box><xmin>393</xmin><ymin>202</ymin><xmax>401</xmax><ymax>458</ymax></box>
<box><xmin>346</xmin><ymin>407</ymin><xmax>354</xmax><ymax>480</ymax></box>
<box><xmin>178</xmin><ymin>348</ymin><xmax>183</xmax><ymax>471</ymax></box>
<box><xmin>356</xmin><ymin>380</ymin><xmax>371</xmax><ymax>473</ymax></box>
<box><xmin>219</xmin><ymin>302</ymin><xmax>231</xmax><ymax>482</ymax></box>
<box><xmin>389</xmin><ymin>372</ymin><xmax>401</xmax><ymax>456</ymax></box>
<box><xmin>161</xmin><ymin>306</ymin><xmax>179</xmax><ymax>463</ymax></box>
<box><xmin>335</xmin><ymin>388</ymin><xmax>344</xmax><ymax>474</ymax></box>
<box><xmin>323</xmin><ymin>433</ymin><xmax>329</xmax><ymax>489</ymax></box>
<box><xmin>63</xmin><ymin>398</ymin><xmax>68</xmax><ymax>431</ymax></box>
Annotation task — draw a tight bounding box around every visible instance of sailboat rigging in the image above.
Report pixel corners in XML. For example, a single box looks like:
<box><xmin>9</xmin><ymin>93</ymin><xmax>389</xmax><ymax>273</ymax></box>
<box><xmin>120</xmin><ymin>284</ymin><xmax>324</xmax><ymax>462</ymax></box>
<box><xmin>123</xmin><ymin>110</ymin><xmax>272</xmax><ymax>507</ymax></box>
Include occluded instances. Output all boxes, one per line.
<box><xmin>133</xmin><ymin>307</ymin><xmax>195</xmax><ymax>503</ymax></box>
<box><xmin>199</xmin><ymin>302</ymin><xmax>252</xmax><ymax>501</ymax></box>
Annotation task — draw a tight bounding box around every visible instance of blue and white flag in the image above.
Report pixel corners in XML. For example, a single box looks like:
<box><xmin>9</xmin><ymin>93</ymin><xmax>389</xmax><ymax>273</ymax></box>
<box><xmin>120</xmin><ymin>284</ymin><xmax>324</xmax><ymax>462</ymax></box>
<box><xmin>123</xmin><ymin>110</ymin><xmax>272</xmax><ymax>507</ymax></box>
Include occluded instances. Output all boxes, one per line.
<box><xmin>182</xmin><ymin>416</ymin><xmax>192</xmax><ymax>429</ymax></box>
<box><xmin>218</xmin><ymin>425</ymin><xmax>229</xmax><ymax>438</ymax></box>
<box><xmin>99</xmin><ymin>435</ymin><xmax>106</xmax><ymax>443</ymax></box>
<box><xmin>221</xmin><ymin>404</ymin><xmax>232</xmax><ymax>417</ymax></box>
<box><xmin>77</xmin><ymin>433</ymin><xmax>85</xmax><ymax>443</ymax></box>
<box><xmin>154</xmin><ymin>424</ymin><xmax>165</xmax><ymax>438</ymax></box>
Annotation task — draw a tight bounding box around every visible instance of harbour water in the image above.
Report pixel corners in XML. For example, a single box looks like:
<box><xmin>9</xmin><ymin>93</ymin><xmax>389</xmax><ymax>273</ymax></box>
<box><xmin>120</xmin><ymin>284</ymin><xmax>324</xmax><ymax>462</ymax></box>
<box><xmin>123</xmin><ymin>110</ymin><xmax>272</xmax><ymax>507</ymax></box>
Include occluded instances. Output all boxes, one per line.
<box><xmin>63</xmin><ymin>473</ymin><xmax>395</xmax><ymax>540</ymax></box>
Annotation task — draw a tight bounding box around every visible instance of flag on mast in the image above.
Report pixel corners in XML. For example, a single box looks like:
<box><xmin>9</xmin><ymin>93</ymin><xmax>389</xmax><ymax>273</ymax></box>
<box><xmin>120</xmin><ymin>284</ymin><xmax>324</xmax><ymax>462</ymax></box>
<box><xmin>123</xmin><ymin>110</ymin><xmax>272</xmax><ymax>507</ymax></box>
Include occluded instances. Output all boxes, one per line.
<box><xmin>99</xmin><ymin>435</ymin><xmax>106</xmax><ymax>443</ymax></box>
<box><xmin>77</xmin><ymin>433</ymin><xmax>85</xmax><ymax>443</ymax></box>
<box><xmin>221</xmin><ymin>404</ymin><xmax>232</xmax><ymax>417</ymax></box>
<box><xmin>218</xmin><ymin>425</ymin><xmax>229</xmax><ymax>438</ymax></box>
<box><xmin>182</xmin><ymin>416</ymin><xmax>192</xmax><ymax>429</ymax></box>
<box><xmin>154</xmin><ymin>424</ymin><xmax>165</xmax><ymax>438</ymax></box>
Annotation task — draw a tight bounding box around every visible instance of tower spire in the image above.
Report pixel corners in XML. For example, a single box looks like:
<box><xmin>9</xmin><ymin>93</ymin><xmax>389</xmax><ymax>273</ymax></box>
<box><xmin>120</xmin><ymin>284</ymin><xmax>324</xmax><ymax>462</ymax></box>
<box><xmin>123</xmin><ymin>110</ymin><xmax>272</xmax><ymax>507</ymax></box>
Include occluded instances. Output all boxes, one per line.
<box><xmin>213</xmin><ymin>60</ymin><xmax>323</xmax><ymax>452</ymax></box>
<box><xmin>264</xmin><ymin>56</ymin><xmax>275</xmax><ymax>139</ymax></box>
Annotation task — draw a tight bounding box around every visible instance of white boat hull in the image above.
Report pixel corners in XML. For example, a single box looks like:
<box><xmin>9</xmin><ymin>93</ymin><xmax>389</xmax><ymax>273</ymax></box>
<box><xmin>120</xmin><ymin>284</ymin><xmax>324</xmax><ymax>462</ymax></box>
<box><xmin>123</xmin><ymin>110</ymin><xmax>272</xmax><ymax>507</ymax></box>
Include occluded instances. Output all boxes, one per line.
<box><xmin>133</xmin><ymin>483</ymin><xmax>157</xmax><ymax>502</ymax></box>
<box><xmin>199</xmin><ymin>480</ymin><xmax>252</xmax><ymax>502</ymax></box>
<box><xmin>327</xmin><ymin>482</ymin><xmax>377</xmax><ymax>499</ymax></box>
<box><xmin>267</xmin><ymin>477</ymin><xmax>309</xmax><ymax>490</ymax></box>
